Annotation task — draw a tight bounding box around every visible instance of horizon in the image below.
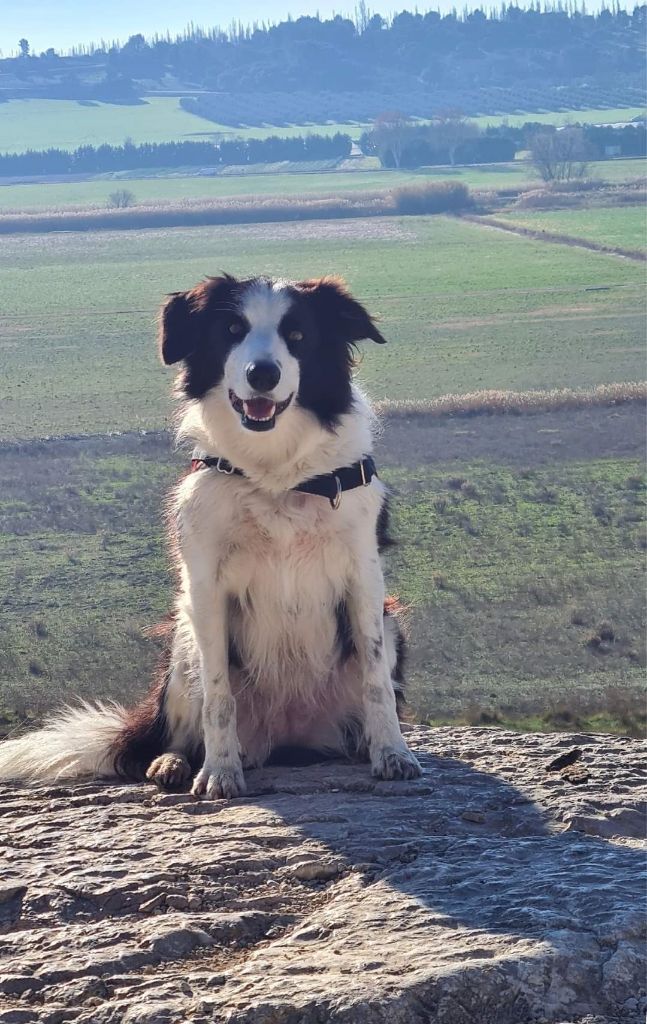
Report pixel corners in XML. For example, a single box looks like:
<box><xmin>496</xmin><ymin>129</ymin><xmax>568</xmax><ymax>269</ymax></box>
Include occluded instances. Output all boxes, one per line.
<box><xmin>1</xmin><ymin>0</ymin><xmax>624</xmax><ymax>56</ymax></box>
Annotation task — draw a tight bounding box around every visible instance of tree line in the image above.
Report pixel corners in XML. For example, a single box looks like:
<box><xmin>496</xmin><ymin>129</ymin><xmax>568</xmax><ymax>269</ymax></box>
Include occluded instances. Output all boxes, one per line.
<box><xmin>0</xmin><ymin>121</ymin><xmax>643</xmax><ymax>178</ymax></box>
<box><xmin>4</xmin><ymin>5</ymin><xmax>645</xmax><ymax>99</ymax></box>
<box><xmin>0</xmin><ymin>134</ymin><xmax>352</xmax><ymax>177</ymax></box>
<box><xmin>359</xmin><ymin>117</ymin><xmax>646</xmax><ymax>169</ymax></box>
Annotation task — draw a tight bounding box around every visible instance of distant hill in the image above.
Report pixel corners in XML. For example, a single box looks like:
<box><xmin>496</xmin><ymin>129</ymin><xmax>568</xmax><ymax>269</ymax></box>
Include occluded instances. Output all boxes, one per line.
<box><xmin>1</xmin><ymin>6</ymin><xmax>645</xmax><ymax>124</ymax></box>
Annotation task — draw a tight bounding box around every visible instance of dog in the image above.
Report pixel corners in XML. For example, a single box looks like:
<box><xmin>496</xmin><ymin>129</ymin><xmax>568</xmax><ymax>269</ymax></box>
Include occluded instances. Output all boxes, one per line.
<box><xmin>0</xmin><ymin>274</ymin><xmax>421</xmax><ymax>796</ymax></box>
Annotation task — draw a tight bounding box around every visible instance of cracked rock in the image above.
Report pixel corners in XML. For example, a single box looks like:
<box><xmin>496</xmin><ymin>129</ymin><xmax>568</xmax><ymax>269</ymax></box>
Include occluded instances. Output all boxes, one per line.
<box><xmin>0</xmin><ymin>726</ymin><xmax>644</xmax><ymax>1023</ymax></box>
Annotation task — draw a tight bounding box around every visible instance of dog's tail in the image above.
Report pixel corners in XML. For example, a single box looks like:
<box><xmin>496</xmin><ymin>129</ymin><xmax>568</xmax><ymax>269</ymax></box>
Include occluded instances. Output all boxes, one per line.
<box><xmin>0</xmin><ymin>701</ymin><xmax>129</xmax><ymax>783</ymax></box>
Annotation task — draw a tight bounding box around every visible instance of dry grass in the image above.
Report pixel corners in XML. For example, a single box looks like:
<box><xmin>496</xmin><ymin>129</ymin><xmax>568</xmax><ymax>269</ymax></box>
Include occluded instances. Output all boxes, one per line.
<box><xmin>392</xmin><ymin>181</ymin><xmax>473</xmax><ymax>215</ymax></box>
<box><xmin>0</xmin><ymin>183</ymin><xmax>474</xmax><ymax>235</ymax></box>
<box><xmin>378</xmin><ymin>382</ymin><xmax>647</xmax><ymax>419</ymax></box>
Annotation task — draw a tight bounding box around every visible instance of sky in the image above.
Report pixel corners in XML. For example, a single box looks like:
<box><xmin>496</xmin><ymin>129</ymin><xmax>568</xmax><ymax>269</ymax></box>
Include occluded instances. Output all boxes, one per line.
<box><xmin>4</xmin><ymin>2</ymin><xmax>356</xmax><ymax>54</ymax></box>
<box><xmin>0</xmin><ymin>0</ymin><xmax>614</xmax><ymax>55</ymax></box>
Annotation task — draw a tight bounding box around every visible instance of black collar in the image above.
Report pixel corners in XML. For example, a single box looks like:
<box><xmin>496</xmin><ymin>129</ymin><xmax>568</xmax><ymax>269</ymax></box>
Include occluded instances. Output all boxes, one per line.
<box><xmin>191</xmin><ymin>450</ymin><xmax>378</xmax><ymax>509</ymax></box>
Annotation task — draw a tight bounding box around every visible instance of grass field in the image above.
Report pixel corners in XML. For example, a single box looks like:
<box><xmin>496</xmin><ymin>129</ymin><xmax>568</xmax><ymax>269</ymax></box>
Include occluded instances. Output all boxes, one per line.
<box><xmin>475</xmin><ymin>106</ymin><xmax>647</xmax><ymax>128</ymax></box>
<box><xmin>1</xmin><ymin>214</ymin><xmax>644</xmax><ymax>440</ymax></box>
<box><xmin>498</xmin><ymin>206</ymin><xmax>647</xmax><ymax>253</ymax></box>
<box><xmin>0</xmin><ymin>198</ymin><xmax>644</xmax><ymax>741</ymax></box>
<box><xmin>1</xmin><ymin>408</ymin><xmax>643</xmax><ymax>737</ymax></box>
<box><xmin>1</xmin><ymin>97</ymin><xmax>644</xmax><ymax>155</ymax></box>
<box><xmin>1</xmin><ymin>158</ymin><xmax>645</xmax><ymax>213</ymax></box>
<box><xmin>0</xmin><ymin>98</ymin><xmax>366</xmax><ymax>154</ymax></box>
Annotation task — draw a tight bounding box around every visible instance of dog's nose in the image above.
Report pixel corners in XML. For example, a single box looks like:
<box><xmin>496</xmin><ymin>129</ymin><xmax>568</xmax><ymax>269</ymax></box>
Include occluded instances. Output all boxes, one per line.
<box><xmin>245</xmin><ymin>360</ymin><xmax>281</xmax><ymax>392</ymax></box>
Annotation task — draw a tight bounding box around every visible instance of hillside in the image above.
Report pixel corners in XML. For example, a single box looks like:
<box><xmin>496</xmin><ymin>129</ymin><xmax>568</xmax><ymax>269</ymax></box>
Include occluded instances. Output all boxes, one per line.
<box><xmin>1</xmin><ymin>6</ymin><xmax>645</xmax><ymax>125</ymax></box>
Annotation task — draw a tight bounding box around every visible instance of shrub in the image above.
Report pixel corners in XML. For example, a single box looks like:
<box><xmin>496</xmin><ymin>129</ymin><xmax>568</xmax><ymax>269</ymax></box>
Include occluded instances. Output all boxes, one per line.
<box><xmin>107</xmin><ymin>189</ymin><xmax>136</xmax><ymax>209</ymax></box>
<box><xmin>392</xmin><ymin>181</ymin><xmax>472</xmax><ymax>215</ymax></box>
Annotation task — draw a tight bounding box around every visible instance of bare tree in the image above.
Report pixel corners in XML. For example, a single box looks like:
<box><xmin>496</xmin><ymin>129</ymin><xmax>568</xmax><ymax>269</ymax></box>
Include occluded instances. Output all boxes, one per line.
<box><xmin>529</xmin><ymin>127</ymin><xmax>591</xmax><ymax>182</ymax></box>
<box><xmin>431</xmin><ymin>110</ymin><xmax>479</xmax><ymax>166</ymax></box>
<box><xmin>371</xmin><ymin>111</ymin><xmax>414</xmax><ymax>169</ymax></box>
<box><xmin>107</xmin><ymin>189</ymin><xmax>136</xmax><ymax>209</ymax></box>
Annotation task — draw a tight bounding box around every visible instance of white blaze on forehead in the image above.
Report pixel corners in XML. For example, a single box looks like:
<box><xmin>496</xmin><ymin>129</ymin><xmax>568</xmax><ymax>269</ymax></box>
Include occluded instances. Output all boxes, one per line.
<box><xmin>224</xmin><ymin>279</ymin><xmax>300</xmax><ymax>403</ymax></box>
<box><xmin>239</xmin><ymin>280</ymin><xmax>292</xmax><ymax>334</ymax></box>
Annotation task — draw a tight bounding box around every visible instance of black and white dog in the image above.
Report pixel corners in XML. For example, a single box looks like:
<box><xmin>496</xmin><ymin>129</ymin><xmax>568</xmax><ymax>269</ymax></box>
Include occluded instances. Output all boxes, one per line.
<box><xmin>0</xmin><ymin>274</ymin><xmax>421</xmax><ymax>796</ymax></box>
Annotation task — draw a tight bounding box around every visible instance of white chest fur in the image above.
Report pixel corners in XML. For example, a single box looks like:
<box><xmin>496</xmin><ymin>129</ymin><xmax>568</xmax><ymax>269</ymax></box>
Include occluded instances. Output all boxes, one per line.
<box><xmin>177</xmin><ymin>469</ymin><xmax>383</xmax><ymax>693</ymax></box>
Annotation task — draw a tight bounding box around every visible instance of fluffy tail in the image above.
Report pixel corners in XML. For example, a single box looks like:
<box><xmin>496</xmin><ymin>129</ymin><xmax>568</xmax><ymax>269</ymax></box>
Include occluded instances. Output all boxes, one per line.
<box><xmin>0</xmin><ymin>702</ymin><xmax>129</xmax><ymax>783</ymax></box>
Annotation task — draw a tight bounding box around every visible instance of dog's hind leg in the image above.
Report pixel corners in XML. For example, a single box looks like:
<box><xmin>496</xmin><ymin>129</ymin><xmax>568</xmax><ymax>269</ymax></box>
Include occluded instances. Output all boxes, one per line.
<box><xmin>347</xmin><ymin>554</ymin><xmax>421</xmax><ymax>782</ymax></box>
<box><xmin>383</xmin><ymin>598</ymin><xmax>407</xmax><ymax>719</ymax></box>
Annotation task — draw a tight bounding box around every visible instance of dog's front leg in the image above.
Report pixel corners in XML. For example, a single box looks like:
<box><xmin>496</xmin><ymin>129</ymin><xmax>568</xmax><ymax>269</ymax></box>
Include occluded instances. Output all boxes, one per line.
<box><xmin>348</xmin><ymin>554</ymin><xmax>422</xmax><ymax>781</ymax></box>
<box><xmin>186</xmin><ymin>582</ymin><xmax>245</xmax><ymax>800</ymax></box>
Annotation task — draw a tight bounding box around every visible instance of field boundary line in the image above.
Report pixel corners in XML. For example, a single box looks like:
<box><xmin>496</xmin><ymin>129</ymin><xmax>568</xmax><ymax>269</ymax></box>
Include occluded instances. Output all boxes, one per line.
<box><xmin>462</xmin><ymin>213</ymin><xmax>647</xmax><ymax>262</ymax></box>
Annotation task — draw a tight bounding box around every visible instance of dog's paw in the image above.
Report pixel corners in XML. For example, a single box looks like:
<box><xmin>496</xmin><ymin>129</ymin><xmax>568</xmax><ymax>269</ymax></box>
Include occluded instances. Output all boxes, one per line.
<box><xmin>145</xmin><ymin>752</ymin><xmax>191</xmax><ymax>791</ymax></box>
<box><xmin>191</xmin><ymin>758</ymin><xmax>246</xmax><ymax>799</ymax></box>
<box><xmin>371</xmin><ymin>745</ymin><xmax>422</xmax><ymax>781</ymax></box>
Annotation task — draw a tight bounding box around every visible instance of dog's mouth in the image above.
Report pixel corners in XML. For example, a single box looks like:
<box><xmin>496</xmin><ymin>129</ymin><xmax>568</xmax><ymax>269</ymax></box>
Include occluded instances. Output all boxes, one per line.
<box><xmin>228</xmin><ymin>390</ymin><xmax>293</xmax><ymax>432</ymax></box>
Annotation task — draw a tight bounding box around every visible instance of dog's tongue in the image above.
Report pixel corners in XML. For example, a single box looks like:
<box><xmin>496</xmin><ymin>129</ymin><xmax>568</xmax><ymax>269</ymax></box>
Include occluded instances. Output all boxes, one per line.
<box><xmin>243</xmin><ymin>397</ymin><xmax>275</xmax><ymax>421</ymax></box>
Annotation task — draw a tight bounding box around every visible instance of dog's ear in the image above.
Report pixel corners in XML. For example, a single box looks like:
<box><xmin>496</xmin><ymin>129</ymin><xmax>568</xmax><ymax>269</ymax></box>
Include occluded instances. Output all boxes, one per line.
<box><xmin>297</xmin><ymin>276</ymin><xmax>386</xmax><ymax>345</ymax></box>
<box><xmin>158</xmin><ymin>291</ymin><xmax>201</xmax><ymax>365</ymax></box>
<box><xmin>158</xmin><ymin>276</ymin><xmax>237</xmax><ymax>365</ymax></box>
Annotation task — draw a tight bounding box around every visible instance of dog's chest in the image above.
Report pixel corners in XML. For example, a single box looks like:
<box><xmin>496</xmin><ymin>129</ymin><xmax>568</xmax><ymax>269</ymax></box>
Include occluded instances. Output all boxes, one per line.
<box><xmin>222</xmin><ymin>494</ymin><xmax>352</xmax><ymax>675</ymax></box>
<box><xmin>225</xmin><ymin>494</ymin><xmax>348</xmax><ymax>602</ymax></box>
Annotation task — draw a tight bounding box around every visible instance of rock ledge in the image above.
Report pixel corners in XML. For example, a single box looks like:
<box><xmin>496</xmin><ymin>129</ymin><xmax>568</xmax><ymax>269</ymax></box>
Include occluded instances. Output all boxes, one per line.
<box><xmin>0</xmin><ymin>726</ymin><xmax>645</xmax><ymax>1024</ymax></box>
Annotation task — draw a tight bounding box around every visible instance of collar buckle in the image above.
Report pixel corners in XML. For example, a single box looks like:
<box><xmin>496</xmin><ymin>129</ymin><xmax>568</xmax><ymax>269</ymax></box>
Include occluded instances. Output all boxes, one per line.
<box><xmin>330</xmin><ymin>475</ymin><xmax>343</xmax><ymax>510</ymax></box>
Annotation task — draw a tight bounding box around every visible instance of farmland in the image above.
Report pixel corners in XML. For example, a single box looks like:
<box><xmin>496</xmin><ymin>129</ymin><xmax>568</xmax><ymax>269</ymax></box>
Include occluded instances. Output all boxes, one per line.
<box><xmin>0</xmin><ymin>204</ymin><xmax>644</xmax><ymax>740</ymax></box>
<box><xmin>498</xmin><ymin>206</ymin><xmax>647</xmax><ymax>254</ymax></box>
<box><xmin>0</xmin><ymin>95</ymin><xmax>645</xmax><ymax>156</ymax></box>
<box><xmin>0</xmin><ymin>157</ymin><xmax>645</xmax><ymax>214</ymax></box>
<box><xmin>0</xmin><ymin>98</ymin><xmax>362</xmax><ymax>154</ymax></box>
<box><xmin>1</xmin><ymin>405</ymin><xmax>644</xmax><ymax>738</ymax></box>
<box><xmin>0</xmin><ymin>214</ymin><xmax>645</xmax><ymax>440</ymax></box>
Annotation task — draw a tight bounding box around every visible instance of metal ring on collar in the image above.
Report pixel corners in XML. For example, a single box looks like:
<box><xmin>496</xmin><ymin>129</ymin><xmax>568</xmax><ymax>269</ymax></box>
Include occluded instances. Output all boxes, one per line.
<box><xmin>330</xmin><ymin>475</ymin><xmax>342</xmax><ymax>510</ymax></box>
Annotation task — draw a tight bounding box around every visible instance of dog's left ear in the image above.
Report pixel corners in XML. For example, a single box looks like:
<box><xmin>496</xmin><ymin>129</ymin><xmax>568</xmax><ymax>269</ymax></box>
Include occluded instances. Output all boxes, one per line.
<box><xmin>158</xmin><ymin>290</ymin><xmax>202</xmax><ymax>365</ymax></box>
<box><xmin>297</xmin><ymin>276</ymin><xmax>387</xmax><ymax>345</ymax></box>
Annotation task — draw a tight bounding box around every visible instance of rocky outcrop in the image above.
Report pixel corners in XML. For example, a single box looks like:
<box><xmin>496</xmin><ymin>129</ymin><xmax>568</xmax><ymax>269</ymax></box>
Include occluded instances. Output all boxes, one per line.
<box><xmin>0</xmin><ymin>726</ymin><xmax>644</xmax><ymax>1024</ymax></box>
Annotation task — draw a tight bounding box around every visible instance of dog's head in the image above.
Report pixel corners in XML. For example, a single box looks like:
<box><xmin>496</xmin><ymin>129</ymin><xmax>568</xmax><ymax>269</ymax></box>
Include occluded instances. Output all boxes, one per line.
<box><xmin>158</xmin><ymin>274</ymin><xmax>385</xmax><ymax>432</ymax></box>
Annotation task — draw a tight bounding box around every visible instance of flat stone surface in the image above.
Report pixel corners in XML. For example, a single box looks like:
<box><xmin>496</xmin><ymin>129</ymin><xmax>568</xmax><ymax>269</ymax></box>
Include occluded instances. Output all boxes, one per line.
<box><xmin>0</xmin><ymin>726</ymin><xmax>644</xmax><ymax>1024</ymax></box>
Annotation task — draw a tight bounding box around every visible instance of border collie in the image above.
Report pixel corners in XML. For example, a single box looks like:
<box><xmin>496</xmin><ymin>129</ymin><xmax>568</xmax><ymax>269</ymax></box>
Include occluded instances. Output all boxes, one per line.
<box><xmin>0</xmin><ymin>274</ymin><xmax>421</xmax><ymax>796</ymax></box>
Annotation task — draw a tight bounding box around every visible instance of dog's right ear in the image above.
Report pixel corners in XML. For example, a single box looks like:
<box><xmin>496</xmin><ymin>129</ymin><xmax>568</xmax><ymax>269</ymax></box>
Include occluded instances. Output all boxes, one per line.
<box><xmin>158</xmin><ymin>291</ymin><xmax>201</xmax><ymax>366</ymax></box>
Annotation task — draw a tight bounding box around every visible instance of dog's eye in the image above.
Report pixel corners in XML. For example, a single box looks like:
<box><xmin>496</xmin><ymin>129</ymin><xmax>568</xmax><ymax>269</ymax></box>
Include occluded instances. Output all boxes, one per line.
<box><xmin>288</xmin><ymin>330</ymin><xmax>304</xmax><ymax>342</ymax></box>
<box><xmin>228</xmin><ymin>321</ymin><xmax>244</xmax><ymax>336</ymax></box>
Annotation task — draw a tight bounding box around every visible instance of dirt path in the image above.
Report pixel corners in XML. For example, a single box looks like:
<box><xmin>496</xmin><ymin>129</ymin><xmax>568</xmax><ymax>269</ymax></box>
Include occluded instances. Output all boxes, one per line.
<box><xmin>0</xmin><ymin>400</ymin><xmax>644</xmax><ymax>470</ymax></box>
<box><xmin>463</xmin><ymin>213</ymin><xmax>646</xmax><ymax>262</ymax></box>
<box><xmin>377</xmin><ymin>400</ymin><xmax>646</xmax><ymax>468</ymax></box>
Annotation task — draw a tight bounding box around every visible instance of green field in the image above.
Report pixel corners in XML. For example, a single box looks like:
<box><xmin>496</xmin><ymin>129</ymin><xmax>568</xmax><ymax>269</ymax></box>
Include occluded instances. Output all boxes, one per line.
<box><xmin>1</xmin><ymin>422</ymin><xmax>643</xmax><ymax>736</ymax></box>
<box><xmin>1</xmin><ymin>158</ymin><xmax>645</xmax><ymax>213</ymax></box>
<box><xmin>0</xmin><ymin>98</ymin><xmax>365</xmax><ymax>154</ymax></box>
<box><xmin>390</xmin><ymin>453</ymin><xmax>645</xmax><ymax>733</ymax></box>
<box><xmin>1</xmin><ymin>214</ymin><xmax>644</xmax><ymax>440</ymax></box>
<box><xmin>1</xmin><ymin>96</ymin><xmax>644</xmax><ymax>155</ymax></box>
<box><xmin>498</xmin><ymin>206</ymin><xmax>647</xmax><ymax>253</ymax></box>
<box><xmin>475</xmin><ymin>106</ymin><xmax>647</xmax><ymax>128</ymax></box>
<box><xmin>0</xmin><ymin>202</ymin><xmax>644</xmax><ymax>740</ymax></box>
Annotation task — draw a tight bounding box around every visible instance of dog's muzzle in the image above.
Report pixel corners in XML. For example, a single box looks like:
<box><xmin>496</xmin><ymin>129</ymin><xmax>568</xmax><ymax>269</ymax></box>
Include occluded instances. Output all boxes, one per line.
<box><xmin>229</xmin><ymin>390</ymin><xmax>293</xmax><ymax>432</ymax></box>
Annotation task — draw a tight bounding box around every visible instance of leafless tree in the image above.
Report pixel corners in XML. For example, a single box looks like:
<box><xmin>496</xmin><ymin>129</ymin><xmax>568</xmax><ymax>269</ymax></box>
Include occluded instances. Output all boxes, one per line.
<box><xmin>107</xmin><ymin>189</ymin><xmax>136</xmax><ymax>209</ymax></box>
<box><xmin>529</xmin><ymin>127</ymin><xmax>591</xmax><ymax>182</ymax></box>
<box><xmin>431</xmin><ymin>110</ymin><xmax>479</xmax><ymax>166</ymax></box>
<box><xmin>372</xmin><ymin>111</ymin><xmax>414</xmax><ymax>169</ymax></box>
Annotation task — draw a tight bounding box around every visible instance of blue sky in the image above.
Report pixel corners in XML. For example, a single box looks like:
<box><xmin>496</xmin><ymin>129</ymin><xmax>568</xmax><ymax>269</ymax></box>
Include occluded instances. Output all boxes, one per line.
<box><xmin>0</xmin><ymin>0</ymin><xmax>612</xmax><ymax>55</ymax></box>
<box><xmin>4</xmin><ymin>2</ymin><xmax>357</xmax><ymax>54</ymax></box>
